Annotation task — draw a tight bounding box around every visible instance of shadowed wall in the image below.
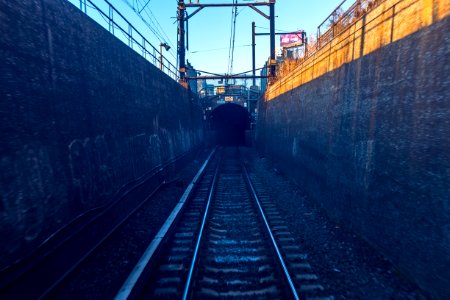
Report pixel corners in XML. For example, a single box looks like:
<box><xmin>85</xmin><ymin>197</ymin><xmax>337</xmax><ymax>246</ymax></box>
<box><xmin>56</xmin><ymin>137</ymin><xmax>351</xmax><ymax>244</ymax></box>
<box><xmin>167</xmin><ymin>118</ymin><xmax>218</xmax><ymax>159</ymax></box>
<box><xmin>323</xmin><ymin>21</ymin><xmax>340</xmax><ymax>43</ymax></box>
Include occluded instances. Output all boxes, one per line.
<box><xmin>258</xmin><ymin>0</ymin><xmax>449</xmax><ymax>298</ymax></box>
<box><xmin>0</xmin><ymin>0</ymin><xmax>203</xmax><ymax>268</ymax></box>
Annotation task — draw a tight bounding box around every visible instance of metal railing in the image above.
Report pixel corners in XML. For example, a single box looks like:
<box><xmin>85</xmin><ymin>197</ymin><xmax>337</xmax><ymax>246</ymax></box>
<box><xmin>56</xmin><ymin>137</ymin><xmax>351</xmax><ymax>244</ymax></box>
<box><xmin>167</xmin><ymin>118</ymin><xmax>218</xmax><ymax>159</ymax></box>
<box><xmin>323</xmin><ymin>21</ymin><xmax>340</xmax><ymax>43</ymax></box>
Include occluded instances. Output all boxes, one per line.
<box><xmin>73</xmin><ymin>0</ymin><xmax>179</xmax><ymax>80</ymax></box>
<box><xmin>317</xmin><ymin>0</ymin><xmax>384</xmax><ymax>48</ymax></box>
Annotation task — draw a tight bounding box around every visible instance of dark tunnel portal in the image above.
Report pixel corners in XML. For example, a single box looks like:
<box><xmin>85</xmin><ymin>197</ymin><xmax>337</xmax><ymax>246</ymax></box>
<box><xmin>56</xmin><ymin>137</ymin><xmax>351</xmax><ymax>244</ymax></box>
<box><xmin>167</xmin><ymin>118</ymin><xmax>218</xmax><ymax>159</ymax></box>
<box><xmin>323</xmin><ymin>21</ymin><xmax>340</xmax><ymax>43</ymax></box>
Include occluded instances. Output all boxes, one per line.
<box><xmin>211</xmin><ymin>103</ymin><xmax>251</xmax><ymax>146</ymax></box>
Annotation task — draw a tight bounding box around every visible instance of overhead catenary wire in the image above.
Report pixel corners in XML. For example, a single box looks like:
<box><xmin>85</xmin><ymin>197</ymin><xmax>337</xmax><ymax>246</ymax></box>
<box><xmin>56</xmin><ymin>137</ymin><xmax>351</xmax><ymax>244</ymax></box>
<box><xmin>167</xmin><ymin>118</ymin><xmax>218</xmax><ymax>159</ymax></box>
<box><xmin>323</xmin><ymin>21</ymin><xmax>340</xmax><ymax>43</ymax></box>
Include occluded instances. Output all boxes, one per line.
<box><xmin>189</xmin><ymin>66</ymin><xmax>264</xmax><ymax>77</ymax></box>
<box><xmin>119</xmin><ymin>0</ymin><xmax>163</xmax><ymax>41</ymax></box>
<box><xmin>135</xmin><ymin>0</ymin><xmax>178</xmax><ymax>60</ymax></box>
<box><xmin>138</xmin><ymin>1</ymin><xmax>176</xmax><ymax>49</ymax></box>
<box><xmin>227</xmin><ymin>0</ymin><xmax>238</xmax><ymax>82</ymax></box>
<box><xmin>138</xmin><ymin>0</ymin><xmax>151</xmax><ymax>13</ymax></box>
<box><xmin>119</xmin><ymin>0</ymin><xmax>178</xmax><ymax>61</ymax></box>
<box><xmin>255</xmin><ymin>25</ymin><xmax>302</xmax><ymax>33</ymax></box>
<box><xmin>190</xmin><ymin>44</ymin><xmax>251</xmax><ymax>54</ymax></box>
<box><xmin>140</xmin><ymin>8</ymin><xmax>177</xmax><ymax>60</ymax></box>
<box><xmin>227</xmin><ymin>3</ymin><xmax>234</xmax><ymax>75</ymax></box>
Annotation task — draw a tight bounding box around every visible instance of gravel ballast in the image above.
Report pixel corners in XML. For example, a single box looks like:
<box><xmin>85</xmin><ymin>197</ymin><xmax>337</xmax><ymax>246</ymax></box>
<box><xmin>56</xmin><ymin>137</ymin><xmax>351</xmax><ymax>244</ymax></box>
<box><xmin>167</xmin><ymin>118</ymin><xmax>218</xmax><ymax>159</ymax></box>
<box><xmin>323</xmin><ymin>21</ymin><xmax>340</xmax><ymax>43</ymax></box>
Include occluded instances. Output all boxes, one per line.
<box><xmin>52</xmin><ymin>148</ymin><xmax>213</xmax><ymax>299</ymax></box>
<box><xmin>53</xmin><ymin>146</ymin><xmax>427</xmax><ymax>298</ymax></box>
<box><xmin>241</xmin><ymin>147</ymin><xmax>427</xmax><ymax>299</ymax></box>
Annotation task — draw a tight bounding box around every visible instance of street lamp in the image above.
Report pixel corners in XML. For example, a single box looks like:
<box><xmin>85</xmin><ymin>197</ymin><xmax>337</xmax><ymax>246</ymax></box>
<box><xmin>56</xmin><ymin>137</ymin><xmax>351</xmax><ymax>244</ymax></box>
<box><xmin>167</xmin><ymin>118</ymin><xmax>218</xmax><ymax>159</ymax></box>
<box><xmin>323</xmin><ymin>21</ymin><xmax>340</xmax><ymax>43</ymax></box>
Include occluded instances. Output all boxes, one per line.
<box><xmin>159</xmin><ymin>42</ymin><xmax>170</xmax><ymax>71</ymax></box>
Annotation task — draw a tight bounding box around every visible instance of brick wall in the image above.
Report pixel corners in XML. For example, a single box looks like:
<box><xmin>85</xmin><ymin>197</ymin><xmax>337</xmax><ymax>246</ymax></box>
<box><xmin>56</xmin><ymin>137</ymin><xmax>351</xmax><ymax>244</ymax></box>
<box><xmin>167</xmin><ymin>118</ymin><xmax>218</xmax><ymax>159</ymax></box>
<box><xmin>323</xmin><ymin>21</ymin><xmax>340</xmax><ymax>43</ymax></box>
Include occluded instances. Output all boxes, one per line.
<box><xmin>0</xmin><ymin>0</ymin><xmax>203</xmax><ymax>267</ymax></box>
<box><xmin>258</xmin><ymin>0</ymin><xmax>449</xmax><ymax>297</ymax></box>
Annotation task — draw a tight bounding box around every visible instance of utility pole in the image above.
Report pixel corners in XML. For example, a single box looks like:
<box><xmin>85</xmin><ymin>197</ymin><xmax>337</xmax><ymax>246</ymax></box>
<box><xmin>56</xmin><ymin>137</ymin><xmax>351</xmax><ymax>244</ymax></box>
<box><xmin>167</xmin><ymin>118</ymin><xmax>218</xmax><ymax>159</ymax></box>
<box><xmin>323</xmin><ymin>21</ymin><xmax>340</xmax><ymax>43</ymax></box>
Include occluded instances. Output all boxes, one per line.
<box><xmin>304</xmin><ymin>33</ymin><xmax>308</xmax><ymax>57</ymax></box>
<box><xmin>269</xmin><ymin>0</ymin><xmax>275</xmax><ymax>78</ymax></box>
<box><xmin>178</xmin><ymin>0</ymin><xmax>186</xmax><ymax>81</ymax></box>
<box><xmin>252</xmin><ymin>21</ymin><xmax>256</xmax><ymax>87</ymax></box>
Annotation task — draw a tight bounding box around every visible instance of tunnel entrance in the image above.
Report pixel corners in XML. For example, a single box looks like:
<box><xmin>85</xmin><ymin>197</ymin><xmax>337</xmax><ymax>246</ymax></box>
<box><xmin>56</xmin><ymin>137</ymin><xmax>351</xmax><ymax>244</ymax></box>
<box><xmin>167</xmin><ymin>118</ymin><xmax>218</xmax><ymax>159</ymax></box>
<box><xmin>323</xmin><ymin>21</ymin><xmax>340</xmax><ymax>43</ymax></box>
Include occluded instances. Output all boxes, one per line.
<box><xmin>210</xmin><ymin>103</ymin><xmax>251</xmax><ymax>146</ymax></box>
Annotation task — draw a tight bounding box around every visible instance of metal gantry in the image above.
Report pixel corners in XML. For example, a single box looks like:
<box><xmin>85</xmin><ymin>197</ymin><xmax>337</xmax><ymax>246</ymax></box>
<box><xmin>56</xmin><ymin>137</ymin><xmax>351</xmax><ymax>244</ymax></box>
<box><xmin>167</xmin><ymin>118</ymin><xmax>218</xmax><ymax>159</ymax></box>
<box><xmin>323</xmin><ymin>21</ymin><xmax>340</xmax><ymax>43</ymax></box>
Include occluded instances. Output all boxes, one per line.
<box><xmin>177</xmin><ymin>0</ymin><xmax>276</xmax><ymax>82</ymax></box>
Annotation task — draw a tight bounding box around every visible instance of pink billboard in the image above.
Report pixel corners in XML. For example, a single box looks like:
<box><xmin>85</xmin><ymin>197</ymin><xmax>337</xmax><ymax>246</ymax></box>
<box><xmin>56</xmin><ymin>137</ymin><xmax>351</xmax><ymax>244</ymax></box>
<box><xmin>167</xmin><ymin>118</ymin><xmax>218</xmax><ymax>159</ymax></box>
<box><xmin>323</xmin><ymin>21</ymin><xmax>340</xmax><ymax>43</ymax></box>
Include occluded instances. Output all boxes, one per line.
<box><xmin>280</xmin><ymin>33</ymin><xmax>304</xmax><ymax>48</ymax></box>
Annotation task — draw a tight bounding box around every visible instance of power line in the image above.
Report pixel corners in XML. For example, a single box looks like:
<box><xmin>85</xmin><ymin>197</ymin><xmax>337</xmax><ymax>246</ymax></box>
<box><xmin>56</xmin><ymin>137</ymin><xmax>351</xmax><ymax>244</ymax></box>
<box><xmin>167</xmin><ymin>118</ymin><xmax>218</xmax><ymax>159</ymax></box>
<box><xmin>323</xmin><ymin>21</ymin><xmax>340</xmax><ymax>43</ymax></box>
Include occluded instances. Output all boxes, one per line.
<box><xmin>135</xmin><ymin>0</ymin><xmax>178</xmax><ymax>60</ymax></box>
<box><xmin>227</xmin><ymin>0</ymin><xmax>238</xmax><ymax>79</ymax></box>
<box><xmin>119</xmin><ymin>0</ymin><xmax>161</xmax><ymax>40</ymax></box>
<box><xmin>255</xmin><ymin>25</ymin><xmax>302</xmax><ymax>33</ymax></box>
<box><xmin>140</xmin><ymin>7</ymin><xmax>177</xmax><ymax>59</ymax></box>
<box><xmin>138</xmin><ymin>0</ymin><xmax>151</xmax><ymax>13</ymax></box>
<box><xmin>229</xmin><ymin>4</ymin><xmax>237</xmax><ymax>74</ymax></box>
<box><xmin>227</xmin><ymin>4</ymin><xmax>234</xmax><ymax>74</ymax></box>
<box><xmin>189</xmin><ymin>44</ymin><xmax>251</xmax><ymax>54</ymax></box>
<box><xmin>137</xmin><ymin>0</ymin><xmax>176</xmax><ymax>49</ymax></box>
<box><xmin>119</xmin><ymin>0</ymin><xmax>177</xmax><ymax>61</ymax></box>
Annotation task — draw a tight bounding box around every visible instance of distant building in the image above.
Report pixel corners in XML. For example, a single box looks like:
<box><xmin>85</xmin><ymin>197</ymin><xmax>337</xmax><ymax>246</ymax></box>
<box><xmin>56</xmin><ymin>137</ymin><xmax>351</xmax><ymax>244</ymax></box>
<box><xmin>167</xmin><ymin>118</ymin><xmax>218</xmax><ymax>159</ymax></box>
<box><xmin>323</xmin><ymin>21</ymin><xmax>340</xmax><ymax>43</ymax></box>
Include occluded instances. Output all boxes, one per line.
<box><xmin>198</xmin><ymin>78</ymin><xmax>207</xmax><ymax>96</ymax></box>
<box><xmin>260</xmin><ymin>61</ymin><xmax>268</xmax><ymax>93</ymax></box>
<box><xmin>275</xmin><ymin>47</ymin><xmax>283</xmax><ymax>57</ymax></box>
<box><xmin>206</xmin><ymin>84</ymin><xmax>215</xmax><ymax>96</ymax></box>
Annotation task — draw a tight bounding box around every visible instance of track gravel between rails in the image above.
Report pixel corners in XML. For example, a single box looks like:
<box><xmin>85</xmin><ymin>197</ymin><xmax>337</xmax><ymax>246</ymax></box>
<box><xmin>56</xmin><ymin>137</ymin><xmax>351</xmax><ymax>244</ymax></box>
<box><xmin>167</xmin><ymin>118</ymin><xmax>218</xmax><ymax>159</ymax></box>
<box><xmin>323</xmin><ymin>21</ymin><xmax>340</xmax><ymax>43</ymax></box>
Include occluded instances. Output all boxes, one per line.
<box><xmin>139</xmin><ymin>147</ymin><xmax>294</xmax><ymax>299</ymax></box>
<box><xmin>133</xmin><ymin>147</ymin><xmax>331</xmax><ymax>299</ymax></box>
<box><xmin>43</xmin><ymin>146</ymin><xmax>426</xmax><ymax>299</ymax></box>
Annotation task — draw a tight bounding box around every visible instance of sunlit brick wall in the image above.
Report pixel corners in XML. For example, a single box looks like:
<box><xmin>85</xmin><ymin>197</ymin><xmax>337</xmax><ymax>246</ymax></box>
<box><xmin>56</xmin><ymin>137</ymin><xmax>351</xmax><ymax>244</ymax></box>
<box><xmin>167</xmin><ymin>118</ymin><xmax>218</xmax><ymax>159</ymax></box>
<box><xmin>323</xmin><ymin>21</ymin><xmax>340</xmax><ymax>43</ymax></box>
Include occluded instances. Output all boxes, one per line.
<box><xmin>266</xmin><ymin>0</ymin><xmax>449</xmax><ymax>100</ymax></box>
<box><xmin>257</xmin><ymin>0</ymin><xmax>450</xmax><ymax>297</ymax></box>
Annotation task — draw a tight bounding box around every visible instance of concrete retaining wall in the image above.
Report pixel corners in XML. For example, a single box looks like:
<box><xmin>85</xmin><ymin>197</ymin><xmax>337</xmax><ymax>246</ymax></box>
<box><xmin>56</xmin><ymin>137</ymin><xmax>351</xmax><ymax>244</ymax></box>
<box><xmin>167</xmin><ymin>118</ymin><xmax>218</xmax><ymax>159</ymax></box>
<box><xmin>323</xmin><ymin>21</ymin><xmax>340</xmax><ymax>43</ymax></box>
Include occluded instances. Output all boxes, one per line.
<box><xmin>258</xmin><ymin>0</ymin><xmax>449</xmax><ymax>298</ymax></box>
<box><xmin>0</xmin><ymin>0</ymin><xmax>203</xmax><ymax>267</ymax></box>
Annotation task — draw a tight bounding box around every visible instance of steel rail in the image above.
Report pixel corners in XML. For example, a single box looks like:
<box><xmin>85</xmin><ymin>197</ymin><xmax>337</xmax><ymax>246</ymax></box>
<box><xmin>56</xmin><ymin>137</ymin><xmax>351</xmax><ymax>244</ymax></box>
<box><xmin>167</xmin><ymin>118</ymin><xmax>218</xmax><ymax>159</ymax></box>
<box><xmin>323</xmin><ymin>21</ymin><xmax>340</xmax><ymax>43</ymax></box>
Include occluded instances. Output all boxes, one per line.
<box><xmin>181</xmin><ymin>152</ymin><xmax>222</xmax><ymax>300</ymax></box>
<box><xmin>0</xmin><ymin>148</ymin><xmax>199</xmax><ymax>299</ymax></box>
<box><xmin>115</xmin><ymin>147</ymin><xmax>217</xmax><ymax>300</ymax></box>
<box><xmin>241</xmin><ymin>159</ymin><xmax>300</xmax><ymax>300</ymax></box>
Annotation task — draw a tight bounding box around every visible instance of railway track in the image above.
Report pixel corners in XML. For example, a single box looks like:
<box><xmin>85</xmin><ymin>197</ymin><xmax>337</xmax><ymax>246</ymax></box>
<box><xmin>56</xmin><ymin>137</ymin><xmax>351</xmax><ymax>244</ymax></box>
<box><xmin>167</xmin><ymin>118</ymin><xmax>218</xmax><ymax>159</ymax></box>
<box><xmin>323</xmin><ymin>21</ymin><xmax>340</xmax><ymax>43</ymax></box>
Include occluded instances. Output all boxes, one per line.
<box><xmin>0</xmin><ymin>148</ymin><xmax>209</xmax><ymax>299</ymax></box>
<box><xmin>0</xmin><ymin>146</ymin><xmax>331</xmax><ymax>299</ymax></box>
<box><xmin>117</xmin><ymin>147</ymin><xmax>331</xmax><ymax>299</ymax></box>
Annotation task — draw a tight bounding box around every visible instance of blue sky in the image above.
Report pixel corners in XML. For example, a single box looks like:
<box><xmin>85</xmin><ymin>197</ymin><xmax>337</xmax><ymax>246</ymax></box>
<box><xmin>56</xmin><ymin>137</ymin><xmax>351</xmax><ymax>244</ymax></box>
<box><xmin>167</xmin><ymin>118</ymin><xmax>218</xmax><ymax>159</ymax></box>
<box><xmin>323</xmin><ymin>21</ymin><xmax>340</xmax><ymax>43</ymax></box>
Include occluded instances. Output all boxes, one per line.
<box><xmin>69</xmin><ymin>0</ymin><xmax>347</xmax><ymax>80</ymax></box>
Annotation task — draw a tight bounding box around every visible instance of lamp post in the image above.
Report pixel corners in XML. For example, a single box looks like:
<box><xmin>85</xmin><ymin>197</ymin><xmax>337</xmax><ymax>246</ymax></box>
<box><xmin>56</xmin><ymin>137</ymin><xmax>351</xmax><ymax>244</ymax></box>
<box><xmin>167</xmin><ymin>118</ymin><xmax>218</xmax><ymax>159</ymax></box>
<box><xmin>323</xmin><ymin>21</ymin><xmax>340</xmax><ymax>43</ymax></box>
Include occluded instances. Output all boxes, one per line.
<box><xmin>159</xmin><ymin>42</ymin><xmax>170</xmax><ymax>71</ymax></box>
